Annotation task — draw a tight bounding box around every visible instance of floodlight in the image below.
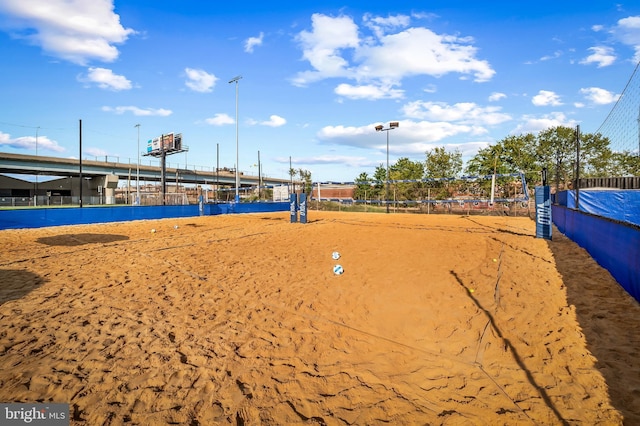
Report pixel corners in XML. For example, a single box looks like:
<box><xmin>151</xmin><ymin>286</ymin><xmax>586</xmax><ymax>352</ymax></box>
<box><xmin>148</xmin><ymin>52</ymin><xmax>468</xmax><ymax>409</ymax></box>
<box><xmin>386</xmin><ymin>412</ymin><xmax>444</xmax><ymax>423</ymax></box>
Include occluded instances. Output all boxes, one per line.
<box><xmin>375</xmin><ymin>125</ymin><xmax>383</xmax><ymax>132</ymax></box>
<box><xmin>390</xmin><ymin>121</ymin><xmax>399</xmax><ymax>128</ymax></box>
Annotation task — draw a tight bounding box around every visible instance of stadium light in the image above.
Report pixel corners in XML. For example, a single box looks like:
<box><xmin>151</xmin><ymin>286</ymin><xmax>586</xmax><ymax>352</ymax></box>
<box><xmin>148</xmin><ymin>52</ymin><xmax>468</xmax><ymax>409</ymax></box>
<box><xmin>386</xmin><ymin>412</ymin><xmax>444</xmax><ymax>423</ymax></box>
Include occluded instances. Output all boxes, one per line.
<box><xmin>229</xmin><ymin>75</ymin><xmax>242</xmax><ymax>202</ymax></box>
<box><xmin>375</xmin><ymin>121</ymin><xmax>399</xmax><ymax>213</ymax></box>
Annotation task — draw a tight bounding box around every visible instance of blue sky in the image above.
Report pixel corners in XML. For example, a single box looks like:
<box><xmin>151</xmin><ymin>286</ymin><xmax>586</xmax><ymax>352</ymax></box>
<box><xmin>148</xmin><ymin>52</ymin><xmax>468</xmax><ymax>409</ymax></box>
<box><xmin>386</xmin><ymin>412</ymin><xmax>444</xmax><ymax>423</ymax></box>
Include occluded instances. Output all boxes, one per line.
<box><xmin>0</xmin><ymin>1</ymin><xmax>639</xmax><ymax>183</ymax></box>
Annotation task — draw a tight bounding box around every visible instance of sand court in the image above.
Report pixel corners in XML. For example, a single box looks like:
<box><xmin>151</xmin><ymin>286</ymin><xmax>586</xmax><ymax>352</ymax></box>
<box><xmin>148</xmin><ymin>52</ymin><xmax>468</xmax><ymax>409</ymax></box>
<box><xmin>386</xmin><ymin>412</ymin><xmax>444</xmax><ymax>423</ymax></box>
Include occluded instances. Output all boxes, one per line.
<box><xmin>0</xmin><ymin>211</ymin><xmax>639</xmax><ymax>425</ymax></box>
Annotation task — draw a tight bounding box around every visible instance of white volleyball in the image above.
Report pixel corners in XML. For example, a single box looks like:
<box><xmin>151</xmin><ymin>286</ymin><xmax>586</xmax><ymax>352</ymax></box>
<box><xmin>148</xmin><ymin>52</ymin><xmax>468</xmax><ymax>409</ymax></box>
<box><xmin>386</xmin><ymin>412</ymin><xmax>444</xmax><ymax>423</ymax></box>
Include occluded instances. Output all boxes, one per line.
<box><xmin>333</xmin><ymin>264</ymin><xmax>344</xmax><ymax>275</ymax></box>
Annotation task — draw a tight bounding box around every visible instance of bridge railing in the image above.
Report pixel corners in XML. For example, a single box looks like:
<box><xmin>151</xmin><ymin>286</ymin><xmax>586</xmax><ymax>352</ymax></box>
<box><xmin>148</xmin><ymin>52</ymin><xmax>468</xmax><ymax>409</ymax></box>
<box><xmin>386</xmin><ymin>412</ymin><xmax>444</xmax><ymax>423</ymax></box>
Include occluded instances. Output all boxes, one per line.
<box><xmin>82</xmin><ymin>155</ymin><xmax>263</xmax><ymax>178</ymax></box>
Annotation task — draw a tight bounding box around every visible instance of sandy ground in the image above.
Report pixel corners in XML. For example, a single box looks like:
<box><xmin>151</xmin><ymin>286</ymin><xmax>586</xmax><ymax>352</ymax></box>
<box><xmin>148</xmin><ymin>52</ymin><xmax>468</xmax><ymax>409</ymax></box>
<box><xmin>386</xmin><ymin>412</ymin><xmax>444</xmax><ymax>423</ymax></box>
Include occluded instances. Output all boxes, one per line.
<box><xmin>0</xmin><ymin>211</ymin><xmax>639</xmax><ymax>425</ymax></box>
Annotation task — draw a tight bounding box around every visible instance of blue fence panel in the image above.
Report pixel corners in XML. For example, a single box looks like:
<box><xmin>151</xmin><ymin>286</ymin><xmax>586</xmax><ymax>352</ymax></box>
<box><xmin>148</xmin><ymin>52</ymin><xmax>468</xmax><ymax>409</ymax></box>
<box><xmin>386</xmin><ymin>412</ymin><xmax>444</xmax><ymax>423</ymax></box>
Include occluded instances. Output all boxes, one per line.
<box><xmin>552</xmin><ymin>205</ymin><xmax>640</xmax><ymax>303</ymax></box>
<box><xmin>556</xmin><ymin>189</ymin><xmax>640</xmax><ymax>227</ymax></box>
<box><xmin>0</xmin><ymin>202</ymin><xmax>291</xmax><ymax>230</ymax></box>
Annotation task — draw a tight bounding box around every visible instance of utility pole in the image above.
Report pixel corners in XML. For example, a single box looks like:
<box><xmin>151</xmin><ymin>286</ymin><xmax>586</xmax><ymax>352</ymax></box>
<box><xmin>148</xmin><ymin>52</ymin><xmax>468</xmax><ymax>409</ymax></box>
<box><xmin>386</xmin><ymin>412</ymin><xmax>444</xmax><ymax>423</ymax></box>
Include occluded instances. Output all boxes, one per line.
<box><xmin>229</xmin><ymin>75</ymin><xmax>242</xmax><ymax>202</ymax></box>
<box><xmin>135</xmin><ymin>123</ymin><xmax>140</xmax><ymax>205</ymax></box>
<box><xmin>576</xmin><ymin>125</ymin><xmax>580</xmax><ymax>210</ymax></box>
<box><xmin>216</xmin><ymin>143</ymin><xmax>219</xmax><ymax>202</ymax></box>
<box><xmin>34</xmin><ymin>126</ymin><xmax>39</xmax><ymax>207</ymax></box>
<box><xmin>258</xmin><ymin>150</ymin><xmax>261</xmax><ymax>200</ymax></box>
<box><xmin>79</xmin><ymin>120</ymin><xmax>83</xmax><ymax>208</ymax></box>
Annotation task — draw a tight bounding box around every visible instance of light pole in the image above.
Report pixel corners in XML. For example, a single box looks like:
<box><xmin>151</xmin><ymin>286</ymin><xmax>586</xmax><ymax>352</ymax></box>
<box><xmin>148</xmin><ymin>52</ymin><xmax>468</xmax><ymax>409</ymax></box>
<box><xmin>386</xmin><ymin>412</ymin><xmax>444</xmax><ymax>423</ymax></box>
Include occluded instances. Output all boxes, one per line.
<box><xmin>135</xmin><ymin>123</ymin><xmax>140</xmax><ymax>205</ymax></box>
<box><xmin>34</xmin><ymin>126</ymin><xmax>39</xmax><ymax>207</ymax></box>
<box><xmin>229</xmin><ymin>75</ymin><xmax>242</xmax><ymax>202</ymax></box>
<box><xmin>375</xmin><ymin>121</ymin><xmax>399</xmax><ymax>213</ymax></box>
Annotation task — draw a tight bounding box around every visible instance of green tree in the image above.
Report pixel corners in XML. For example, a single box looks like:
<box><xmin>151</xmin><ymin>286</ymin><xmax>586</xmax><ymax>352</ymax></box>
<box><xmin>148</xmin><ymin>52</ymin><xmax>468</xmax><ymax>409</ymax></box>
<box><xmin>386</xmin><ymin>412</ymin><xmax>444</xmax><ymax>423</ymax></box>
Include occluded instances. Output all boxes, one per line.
<box><xmin>424</xmin><ymin>147</ymin><xmax>463</xmax><ymax>178</ymax></box>
<box><xmin>612</xmin><ymin>151</ymin><xmax>640</xmax><ymax>176</ymax></box>
<box><xmin>466</xmin><ymin>134</ymin><xmax>538</xmax><ymax>199</ymax></box>
<box><xmin>288</xmin><ymin>168</ymin><xmax>312</xmax><ymax>194</ymax></box>
<box><xmin>353</xmin><ymin>172</ymin><xmax>372</xmax><ymax>200</ymax></box>
<box><xmin>298</xmin><ymin>168</ymin><xmax>312</xmax><ymax>194</ymax></box>
<box><xmin>466</xmin><ymin>134</ymin><xmax>537</xmax><ymax>178</ymax></box>
<box><xmin>424</xmin><ymin>147</ymin><xmax>463</xmax><ymax>200</ymax></box>
<box><xmin>578</xmin><ymin>132</ymin><xmax>615</xmax><ymax>178</ymax></box>
<box><xmin>537</xmin><ymin>127</ymin><xmax>615</xmax><ymax>190</ymax></box>
<box><xmin>288</xmin><ymin>167</ymin><xmax>297</xmax><ymax>192</ymax></box>
<box><xmin>389</xmin><ymin>157</ymin><xmax>425</xmax><ymax>201</ymax></box>
<box><xmin>372</xmin><ymin>164</ymin><xmax>388</xmax><ymax>202</ymax></box>
<box><xmin>536</xmin><ymin>126</ymin><xmax>578</xmax><ymax>192</ymax></box>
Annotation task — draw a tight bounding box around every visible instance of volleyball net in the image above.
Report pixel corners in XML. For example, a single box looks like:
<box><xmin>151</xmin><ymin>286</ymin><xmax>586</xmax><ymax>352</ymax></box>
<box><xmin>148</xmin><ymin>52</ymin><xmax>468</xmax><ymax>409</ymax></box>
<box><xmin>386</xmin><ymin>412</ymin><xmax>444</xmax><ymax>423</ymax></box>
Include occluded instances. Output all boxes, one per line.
<box><xmin>309</xmin><ymin>172</ymin><xmax>530</xmax><ymax>211</ymax></box>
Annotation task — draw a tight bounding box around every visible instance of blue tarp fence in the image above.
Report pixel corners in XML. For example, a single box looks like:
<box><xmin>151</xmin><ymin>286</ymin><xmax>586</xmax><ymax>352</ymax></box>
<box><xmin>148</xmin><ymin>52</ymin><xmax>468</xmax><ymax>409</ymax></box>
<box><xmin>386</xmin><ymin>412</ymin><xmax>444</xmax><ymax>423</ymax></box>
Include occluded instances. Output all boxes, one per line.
<box><xmin>556</xmin><ymin>189</ymin><xmax>640</xmax><ymax>227</ymax></box>
<box><xmin>553</xmin><ymin>190</ymin><xmax>640</xmax><ymax>303</ymax></box>
<box><xmin>0</xmin><ymin>202</ymin><xmax>291</xmax><ymax>230</ymax></box>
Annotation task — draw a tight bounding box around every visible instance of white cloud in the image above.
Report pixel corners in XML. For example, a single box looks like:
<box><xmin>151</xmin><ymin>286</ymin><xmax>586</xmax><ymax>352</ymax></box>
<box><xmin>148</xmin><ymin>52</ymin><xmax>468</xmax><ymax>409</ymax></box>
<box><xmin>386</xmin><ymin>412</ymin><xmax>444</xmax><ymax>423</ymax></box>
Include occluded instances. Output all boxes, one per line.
<box><xmin>612</xmin><ymin>15</ymin><xmax>640</xmax><ymax>61</ymax></box>
<box><xmin>0</xmin><ymin>131</ymin><xmax>65</xmax><ymax>152</ymax></box>
<box><xmin>335</xmin><ymin>83</ymin><xmax>404</xmax><ymax>100</ymax></box>
<box><xmin>580</xmin><ymin>46</ymin><xmax>616</xmax><ymax>67</ymax></box>
<box><xmin>293</xmin><ymin>14</ymin><xmax>495</xmax><ymax>88</ymax></box>
<box><xmin>532</xmin><ymin>90</ymin><xmax>563</xmax><ymax>106</ymax></box>
<box><xmin>363</xmin><ymin>13</ymin><xmax>410</xmax><ymax>38</ymax></box>
<box><xmin>0</xmin><ymin>0</ymin><xmax>135</xmax><ymax>65</ymax></box>
<box><xmin>539</xmin><ymin>50</ymin><xmax>562</xmax><ymax>61</ymax></box>
<box><xmin>282</xmin><ymin>154</ymin><xmax>373</xmax><ymax>169</ymax></box>
<box><xmin>402</xmin><ymin>101</ymin><xmax>511</xmax><ymax>126</ymax></box>
<box><xmin>184</xmin><ymin>68</ymin><xmax>217</xmax><ymax>93</ymax></box>
<box><xmin>402</xmin><ymin>120</ymin><xmax>488</xmax><ymax>141</ymax></box>
<box><xmin>85</xmin><ymin>147</ymin><xmax>108</xmax><ymax>157</ymax></box>
<box><xmin>423</xmin><ymin>84</ymin><xmax>437</xmax><ymax>94</ymax></box>
<box><xmin>205</xmin><ymin>113</ymin><xmax>234</xmax><ymax>126</ymax></box>
<box><xmin>101</xmin><ymin>106</ymin><xmax>172</xmax><ymax>116</ymax></box>
<box><xmin>244</xmin><ymin>32</ymin><xmax>264</xmax><ymax>53</ymax></box>
<box><xmin>579</xmin><ymin>87</ymin><xmax>620</xmax><ymax>105</ymax></box>
<box><xmin>317</xmin><ymin>120</ymin><xmax>487</xmax><ymax>153</ymax></box>
<box><xmin>488</xmin><ymin>92</ymin><xmax>506</xmax><ymax>102</ymax></box>
<box><xmin>365</xmin><ymin>28</ymin><xmax>495</xmax><ymax>82</ymax></box>
<box><xmin>292</xmin><ymin>14</ymin><xmax>360</xmax><ymax>86</ymax></box>
<box><xmin>512</xmin><ymin>112</ymin><xmax>577</xmax><ymax>135</ymax></box>
<box><xmin>259</xmin><ymin>115</ymin><xmax>286</xmax><ymax>127</ymax></box>
<box><xmin>79</xmin><ymin>67</ymin><xmax>132</xmax><ymax>90</ymax></box>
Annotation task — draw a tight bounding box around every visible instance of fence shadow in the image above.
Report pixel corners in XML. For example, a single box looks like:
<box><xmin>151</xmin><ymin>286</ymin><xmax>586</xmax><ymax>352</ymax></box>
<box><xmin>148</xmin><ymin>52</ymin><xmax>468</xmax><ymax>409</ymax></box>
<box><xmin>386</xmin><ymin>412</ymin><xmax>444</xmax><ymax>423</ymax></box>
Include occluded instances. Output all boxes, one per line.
<box><xmin>547</xmin><ymin>229</ymin><xmax>640</xmax><ymax>424</ymax></box>
<box><xmin>0</xmin><ymin>269</ymin><xmax>47</xmax><ymax>305</ymax></box>
<box><xmin>36</xmin><ymin>233</ymin><xmax>129</xmax><ymax>246</ymax></box>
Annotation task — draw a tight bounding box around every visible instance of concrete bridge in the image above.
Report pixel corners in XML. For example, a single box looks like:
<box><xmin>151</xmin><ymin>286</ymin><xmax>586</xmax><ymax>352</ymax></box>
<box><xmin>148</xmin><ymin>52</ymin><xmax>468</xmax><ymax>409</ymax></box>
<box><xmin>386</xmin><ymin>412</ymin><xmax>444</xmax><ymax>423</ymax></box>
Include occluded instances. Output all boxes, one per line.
<box><xmin>0</xmin><ymin>152</ymin><xmax>292</xmax><ymax>205</ymax></box>
<box><xmin>0</xmin><ymin>152</ymin><xmax>290</xmax><ymax>188</ymax></box>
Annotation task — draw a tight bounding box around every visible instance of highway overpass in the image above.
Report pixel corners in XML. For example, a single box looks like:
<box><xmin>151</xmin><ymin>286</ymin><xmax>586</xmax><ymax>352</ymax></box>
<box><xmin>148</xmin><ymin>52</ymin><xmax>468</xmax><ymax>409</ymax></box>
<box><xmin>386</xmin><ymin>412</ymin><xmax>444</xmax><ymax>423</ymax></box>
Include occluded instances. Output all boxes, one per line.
<box><xmin>0</xmin><ymin>152</ymin><xmax>291</xmax><ymax>189</ymax></box>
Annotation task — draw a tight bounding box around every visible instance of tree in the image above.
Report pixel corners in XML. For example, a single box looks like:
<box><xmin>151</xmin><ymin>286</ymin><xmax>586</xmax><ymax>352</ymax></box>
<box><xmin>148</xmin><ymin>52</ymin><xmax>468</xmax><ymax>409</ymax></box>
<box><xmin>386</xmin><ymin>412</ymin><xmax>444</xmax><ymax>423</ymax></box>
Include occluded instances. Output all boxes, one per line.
<box><xmin>298</xmin><ymin>168</ymin><xmax>312</xmax><ymax>194</ymax></box>
<box><xmin>578</xmin><ymin>132</ymin><xmax>615</xmax><ymax>177</ymax></box>
<box><xmin>289</xmin><ymin>168</ymin><xmax>312</xmax><ymax>194</ymax></box>
<box><xmin>466</xmin><ymin>134</ymin><xmax>538</xmax><ymax>199</ymax></box>
<box><xmin>536</xmin><ymin>126</ymin><xmax>578</xmax><ymax>192</ymax></box>
<box><xmin>424</xmin><ymin>147</ymin><xmax>463</xmax><ymax>200</ymax></box>
<box><xmin>424</xmin><ymin>147</ymin><xmax>463</xmax><ymax>178</ymax></box>
<box><xmin>353</xmin><ymin>172</ymin><xmax>372</xmax><ymax>200</ymax></box>
<box><xmin>612</xmin><ymin>151</ymin><xmax>640</xmax><ymax>176</ymax></box>
<box><xmin>288</xmin><ymin>167</ymin><xmax>296</xmax><ymax>192</ymax></box>
<box><xmin>389</xmin><ymin>157</ymin><xmax>425</xmax><ymax>201</ymax></box>
<box><xmin>371</xmin><ymin>164</ymin><xmax>388</xmax><ymax>203</ymax></box>
<box><xmin>537</xmin><ymin>127</ymin><xmax>615</xmax><ymax>191</ymax></box>
<box><xmin>466</xmin><ymin>134</ymin><xmax>537</xmax><ymax>178</ymax></box>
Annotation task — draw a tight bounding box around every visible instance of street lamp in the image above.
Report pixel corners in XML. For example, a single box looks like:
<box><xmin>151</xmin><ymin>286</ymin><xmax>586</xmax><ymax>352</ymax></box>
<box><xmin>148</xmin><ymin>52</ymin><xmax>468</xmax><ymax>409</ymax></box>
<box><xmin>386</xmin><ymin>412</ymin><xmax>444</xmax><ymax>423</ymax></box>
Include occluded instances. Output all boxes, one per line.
<box><xmin>135</xmin><ymin>123</ymin><xmax>140</xmax><ymax>205</ymax></box>
<box><xmin>375</xmin><ymin>121</ymin><xmax>399</xmax><ymax>213</ymax></box>
<box><xmin>229</xmin><ymin>75</ymin><xmax>242</xmax><ymax>202</ymax></box>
